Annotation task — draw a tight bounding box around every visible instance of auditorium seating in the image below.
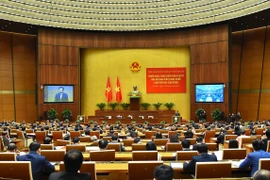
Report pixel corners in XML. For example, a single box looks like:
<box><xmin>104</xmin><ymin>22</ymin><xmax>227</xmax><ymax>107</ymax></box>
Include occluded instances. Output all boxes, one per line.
<box><xmin>166</xmin><ymin>143</ymin><xmax>182</xmax><ymax>152</ymax></box>
<box><xmin>40</xmin><ymin>150</ymin><xmax>65</xmax><ymax>162</ymax></box>
<box><xmin>195</xmin><ymin>162</ymin><xmax>231</xmax><ymax>179</ymax></box>
<box><xmin>40</xmin><ymin>144</ymin><xmax>54</xmax><ymax>150</ymax></box>
<box><xmin>89</xmin><ymin>150</ymin><xmax>115</xmax><ymax>161</ymax></box>
<box><xmin>0</xmin><ymin>161</ymin><xmax>33</xmax><ymax>180</ymax></box>
<box><xmin>176</xmin><ymin>151</ymin><xmax>198</xmax><ymax>161</ymax></box>
<box><xmin>69</xmin><ymin>131</ymin><xmax>81</xmax><ymax>139</ymax></box>
<box><xmin>0</xmin><ymin>153</ymin><xmax>16</xmax><ymax>161</ymax></box>
<box><xmin>52</xmin><ymin>131</ymin><xmax>63</xmax><ymax>142</ymax></box>
<box><xmin>132</xmin><ymin>144</ymin><xmax>145</xmax><ymax>151</ymax></box>
<box><xmin>35</xmin><ymin>131</ymin><xmax>46</xmax><ymax>144</ymax></box>
<box><xmin>107</xmin><ymin>143</ymin><xmax>121</xmax><ymax>152</ymax></box>
<box><xmin>66</xmin><ymin>145</ymin><xmax>86</xmax><ymax>152</ymax></box>
<box><xmin>128</xmin><ymin>161</ymin><xmax>163</xmax><ymax>180</ymax></box>
<box><xmin>222</xmin><ymin>149</ymin><xmax>246</xmax><ymax>160</ymax></box>
<box><xmin>132</xmin><ymin>151</ymin><xmax>158</xmax><ymax>161</ymax></box>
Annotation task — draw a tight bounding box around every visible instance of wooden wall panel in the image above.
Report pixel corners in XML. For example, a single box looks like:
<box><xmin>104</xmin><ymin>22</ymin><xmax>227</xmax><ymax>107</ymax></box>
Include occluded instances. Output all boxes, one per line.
<box><xmin>0</xmin><ymin>32</ymin><xmax>36</xmax><ymax>122</ymax></box>
<box><xmin>38</xmin><ymin>23</ymin><xmax>229</xmax><ymax>122</ymax></box>
<box><xmin>232</xmin><ymin>26</ymin><xmax>270</xmax><ymax>121</ymax></box>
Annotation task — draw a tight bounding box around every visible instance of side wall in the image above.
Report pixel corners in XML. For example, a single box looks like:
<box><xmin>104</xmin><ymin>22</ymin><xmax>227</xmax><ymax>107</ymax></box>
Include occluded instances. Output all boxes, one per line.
<box><xmin>38</xmin><ymin>24</ymin><xmax>229</xmax><ymax>122</ymax></box>
<box><xmin>0</xmin><ymin>31</ymin><xmax>37</xmax><ymax>122</ymax></box>
<box><xmin>231</xmin><ymin>27</ymin><xmax>270</xmax><ymax>121</ymax></box>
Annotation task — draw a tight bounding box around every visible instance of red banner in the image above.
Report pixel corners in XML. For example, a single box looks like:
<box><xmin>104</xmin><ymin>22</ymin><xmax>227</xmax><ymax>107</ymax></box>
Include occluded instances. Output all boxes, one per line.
<box><xmin>105</xmin><ymin>76</ymin><xmax>113</xmax><ymax>102</ymax></box>
<box><xmin>115</xmin><ymin>76</ymin><xmax>122</xmax><ymax>102</ymax></box>
<box><xmin>146</xmin><ymin>68</ymin><xmax>186</xmax><ymax>93</ymax></box>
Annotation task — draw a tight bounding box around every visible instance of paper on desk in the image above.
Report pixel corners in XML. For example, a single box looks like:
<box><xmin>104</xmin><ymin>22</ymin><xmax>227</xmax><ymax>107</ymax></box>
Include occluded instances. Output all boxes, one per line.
<box><xmin>55</xmin><ymin>146</ymin><xmax>64</xmax><ymax>150</ymax></box>
<box><xmin>213</xmin><ymin>151</ymin><xmax>223</xmax><ymax>161</ymax></box>
<box><xmin>230</xmin><ymin>159</ymin><xmax>245</xmax><ymax>167</ymax></box>
<box><xmin>170</xmin><ymin>162</ymin><xmax>183</xmax><ymax>168</ymax></box>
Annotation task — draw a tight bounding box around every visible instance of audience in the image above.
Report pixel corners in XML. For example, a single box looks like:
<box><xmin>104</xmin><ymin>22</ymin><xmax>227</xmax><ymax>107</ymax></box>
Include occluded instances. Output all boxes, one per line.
<box><xmin>72</xmin><ymin>137</ymin><xmax>80</xmax><ymax>144</ymax></box>
<box><xmin>253</xmin><ymin>169</ymin><xmax>270</xmax><ymax>180</ymax></box>
<box><xmin>239</xmin><ymin>139</ymin><xmax>270</xmax><ymax>176</ymax></box>
<box><xmin>17</xmin><ymin>142</ymin><xmax>55</xmax><ymax>180</ymax></box>
<box><xmin>154</xmin><ymin>164</ymin><xmax>174</xmax><ymax>180</ymax></box>
<box><xmin>262</xmin><ymin>129</ymin><xmax>270</xmax><ymax>151</ymax></box>
<box><xmin>228</xmin><ymin>139</ymin><xmax>239</xmax><ymax>149</ymax></box>
<box><xmin>43</xmin><ymin>137</ymin><xmax>52</xmax><ymax>144</ymax></box>
<box><xmin>183</xmin><ymin>143</ymin><xmax>217</xmax><ymax>173</ymax></box>
<box><xmin>110</xmin><ymin>135</ymin><xmax>125</xmax><ymax>152</ymax></box>
<box><xmin>98</xmin><ymin>140</ymin><xmax>108</xmax><ymax>150</ymax></box>
<box><xmin>146</xmin><ymin>141</ymin><xmax>157</xmax><ymax>151</ymax></box>
<box><xmin>181</xmin><ymin>139</ymin><xmax>190</xmax><ymax>151</ymax></box>
<box><xmin>6</xmin><ymin>143</ymin><xmax>20</xmax><ymax>156</ymax></box>
<box><xmin>192</xmin><ymin>137</ymin><xmax>203</xmax><ymax>150</ymax></box>
<box><xmin>48</xmin><ymin>149</ymin><xmax>91</xmax><ymax>180</ymax></box>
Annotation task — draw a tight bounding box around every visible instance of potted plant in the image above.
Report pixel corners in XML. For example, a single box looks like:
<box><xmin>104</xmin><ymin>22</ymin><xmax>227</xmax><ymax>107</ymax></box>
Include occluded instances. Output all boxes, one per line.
<box><xmin>64</xmin><ymin>119</ymin><xmax>70</xmax><ymax>123</ymax></box>
<box><xmin>47</xmin><ymin>108</ymin><xmax>58</xmax><ymax>120</ymax></box>
<box><xmin>195</xmin><ymin>108</ymin><xmax>206</xmax><ymax>122</ymax></box>
<box><xmin>62</xmin><ymin>109</ymin><xmax>72</xmax><ymax>121</ymax></box>
<box><xmin>141</xmin><ymin>103</ymin><xmax>151</xmax><ymax>110</ymax></box>
<box><xmin>116</xmin><ymin>121</ymin><xmax>121</xmax><ymax>125</ymax></box>
<box><xmin>164</xmin><ymin>102</ymin><xmax>175</xmax><ymax>110</ymax></box>
<box><xmin>131</xmin><ymin>121</ymin><xmax>136</xmax><ymax>124</ymax></box>
<box><xmin>160</xmin><ymin>120</ymin><xmax>166</xmax><ymax>125</ymax></box>
<box><xmin>144</xmin><ymin>120</ymin><xmax>149</xmax><ymax>125</ymax></box>
<box><xmin>211</xmin><ymin>108</ymin><xmax>222</xmax><ymax>121</ymax></box>
<box><xmin>120</xmin><ymin>103</ymin><xmax>130</xmax><ymax>110</ymax></box>
<box><xmin>88</xmin><ymin>120</ymin><xmax>94</xmax><ymax>124</ymax></box>
<box><xmin>96</xmin><ymin>103</ymin><xmax>106</xmax><ymax>110</ymax></box>
<box><xmin>153</xmin><ymin>102</ymin><xmax>163</xmax><ymax>110</ymax></box>
<box><xmin>108</xmin><ymin>102</ymin><xmax>118</xmax><ymax>110</ymax></box>
<box><xmin>102</xmin><ymin>120</ymin><xmax>107</xmax><ymax>125</ymax></box>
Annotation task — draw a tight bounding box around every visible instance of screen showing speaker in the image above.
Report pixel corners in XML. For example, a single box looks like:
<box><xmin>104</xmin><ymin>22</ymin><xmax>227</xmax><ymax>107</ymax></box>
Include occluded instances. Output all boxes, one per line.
<box><xmin>195</xmin><ymin>84</ymin><xmax>224</xmax><ymax>103</ymax></box>
<box><xmin>44</xmin><ymin>85</ymin><xmax>74</xmax><ymax>103</ymax></box>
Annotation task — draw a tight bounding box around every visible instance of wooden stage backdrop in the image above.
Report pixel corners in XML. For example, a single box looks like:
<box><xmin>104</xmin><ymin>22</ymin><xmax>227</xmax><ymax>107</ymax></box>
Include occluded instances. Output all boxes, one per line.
<box><xmin>38</xmin><ymin>23</ymin><xmax>229</xmax><ymax>122</ymax></box>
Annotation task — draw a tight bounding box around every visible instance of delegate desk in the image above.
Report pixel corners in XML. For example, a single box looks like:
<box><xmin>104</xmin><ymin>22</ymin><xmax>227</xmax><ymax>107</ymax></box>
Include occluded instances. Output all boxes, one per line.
<box><xmin>54</xmin><ymin>160</ymin><xmax>250</xmax><ymax>180</ymax></box>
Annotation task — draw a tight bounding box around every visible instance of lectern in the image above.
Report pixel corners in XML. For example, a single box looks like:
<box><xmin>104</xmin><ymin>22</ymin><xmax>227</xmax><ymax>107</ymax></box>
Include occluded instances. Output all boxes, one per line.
<box><xmin>130</xmin><ymin>97</ymin><xmax>140</xmax><ymax>110</ymax></box>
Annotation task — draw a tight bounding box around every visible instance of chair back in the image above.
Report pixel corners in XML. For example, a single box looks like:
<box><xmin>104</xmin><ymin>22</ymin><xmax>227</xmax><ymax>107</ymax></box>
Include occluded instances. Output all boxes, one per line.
<box><xmin>226</xmin><ymin>130</ymin><xmax>233</xmax><ymax>134</ymax></box>
<box><xmin>204</xmin><ymin>131</ymin><xmax>216</xmax><ymax>143</ymax></box>
<box><xmin>128</xmin><ymin>161</ymin><xmax>163</xmax><ymax>180</ymax></box>
<box><xmin>79</xmin><ymin>136</ymin><xmax>91</xmax><ymax>142</ymax></box>
<box><xmin>70</xmin><ymin>131</ymin><xmax>81</xmax><ymax>139</ymax></box>
<box><xmin>166</xmin><ymin>143</ymin><xmax>182</xmax><ymax>152</ymax></box>
<box><xmin>66</xmin><ymin>145</ymin><xmax>86</xmax><ymax>152</ymax></box>
<box><xmin>89</xmin><ymin>150</ymin><xmax>115</xmax><ymax>161</ymax></box>
<box><xmin>154</xmin><ymin>139</ymin><xmax>168</xmax><ymax>146</ymax></box>
<box><xmin>132</xmin><ymin>151</ymin><xmax>158</xmax><ymax>161</ymax></box>
<box><xmin>222</xmin><ymin>148</ymin><xmax>246</xmax><ymax>160</ymax></box>
<box><xmin>0</xmin><ymin>161</ymin><xmax>33</xmax><ymax>180</ymax></box>
<box><xmin>107</xmin><ymin>143</ymin><xmax>121</xmax><ymax>152</ymax></box>
<box><xmin>52</xmin><ymin>131</ymin><xmax>63</xmax><ymax>142</ymax></box>
<box><xmin>145</xmin><ymin>131</ymin><xmax>156</xmax><ymax>139</ymax></box>
<box><xmin>16</xmin><ymin>131</ymin><xmax>25</xmax><ymax>139</ymax></box>
<box><xmin>206</xmin><ymin>143</ymin><xmax>217</xmax><ymax>151</ymax></box>
<box><xmin>195</xmin><ymin>129</ymin><xmax>206</xmax><ymax>133</ymax></box>
<box><xmin>168</xmin><ymin>131</ymin><xmax>178</xmax><ymax>138</ymax></box>
<box><xmin>224</xmin><ymin>135</ymin><xmax>237</xmax><ymax>141</ymax></box>
<box><xmin>103</xmin><ymin>136</ymin><xmax>112</xmax><ymax>142</ymax></box>
<box><xmin>0</xmin><ymin>136</ymin><xmax>5</xmax><ymax>151</ymax></box>
<box><xmin>132</xmin><ymin>144</ymin><xmax>146</xmax><ymax>151</ymax></box>
<box><xmin>123</xmin><ymin>139</ymin><xmax>134</xmax><ymax>146</ymax></box>
<box><xmin>55</xmin><ymin>139</ymin><xmax>70</xmax><ymax>146</ymax></box>
<box><xmin>40</xmin><ymin>150</ymin><xmax>65</xmax><ymax>162</ymax></box>
<box><xmin>244</xmin><ymin>129</ymin><xmax>251</xmax><ymax>136</ymax></box>
<box><xmin>176</xmin><ymin>151</ymin><xmax>197</xmax><ymax>161</ymax></box>
<box><xmin>35</xmin><ymin>131</ymin><xmax>47</xmax><ymax>144</ymax></box>
<box><xmin>241</xmin><ymin>137</ymin><xmax>257</xmax><ymax>148</ymax></box>
<box><xmin>186</xmin><ymin>138</ymin><xmax>196</xmax><ymax>145</ymax></box>
<box><xmin>0</xmin><ymin>153</ymin><xmax>16</xmax><ymax>161</ymax></box>
<box><xmin>90</xmin><ymin>131</ymin><xmax>100</xmax><ymax>139</ymax></box>
<box><xmin>267</xmin><ymin>140</ymin><xmax>270</xmax><ymax>152</ymax></box>
<box><xmin>259</xmin><ymin>158</ymin><xmax>270</xmax><ymax>171</ymax></box>
<box><xmin>255</xmin><ymin>128</ymin><xmax>264</xmax><ymax>136</ymax></box>
<box><xmin>40</xmin><ymin>144</ymin><xmax>54</xmax><ymax>150</ymax></box>
<box><xmin>195</xmin><ymin>162</ymin><xmax>231</xmax><ymax>179</ymax></box>
<box><xmin>25</xmin><ymin>129</ymin><xmax>34</xmax><ymax>133</ymax></box>
<box><xmin>60</xmin><ymin>161</ymin><xmax>96</xmax><ymax>180</ymax></box>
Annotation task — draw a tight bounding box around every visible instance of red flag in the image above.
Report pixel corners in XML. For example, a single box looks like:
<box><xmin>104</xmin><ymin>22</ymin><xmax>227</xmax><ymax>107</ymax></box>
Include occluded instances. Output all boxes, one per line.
<box><xmin>105</xmin><ymin>77</ymin><xmax>112</xmax><ymax>102</ymax></box>
<box><xmin>115</xmin><ymin>76</ymin><xmax>122</xmax><ymax>102</ymax></box>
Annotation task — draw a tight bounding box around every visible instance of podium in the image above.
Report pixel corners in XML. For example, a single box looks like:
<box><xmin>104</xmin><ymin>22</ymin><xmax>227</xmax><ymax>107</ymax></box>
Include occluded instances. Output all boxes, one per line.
<box><xmin>130</xmin><ymin>97</ymin><xmax>140</xmax><ymax>110</ymax></box>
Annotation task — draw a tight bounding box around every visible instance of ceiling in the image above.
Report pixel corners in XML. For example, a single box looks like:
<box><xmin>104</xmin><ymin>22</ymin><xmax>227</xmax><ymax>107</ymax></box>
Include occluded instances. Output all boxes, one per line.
<box><xmin>0</xmin><ymin>8</ymin><xmax>269</xmax><ymax>35</ymax></box>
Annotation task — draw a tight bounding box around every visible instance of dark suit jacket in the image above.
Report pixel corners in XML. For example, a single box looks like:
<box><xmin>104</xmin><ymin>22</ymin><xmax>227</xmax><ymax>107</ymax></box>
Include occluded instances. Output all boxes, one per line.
<box><xmin>183</xmin><ymin>153</ymin><xmax>218</xmax><ymax>173</ymax></box>
<box><xmin>49</xmin><ymin>171</ymin><xmax>91</xmax><ymax>180</ymax></box>
<box><xmin>239</xmin><ymin>150</ymin><xmax>270</xmax><ymax>176</ymax></box>
<box><xmin>54</xmin><ymin>92</ymin><xmax>69</xmax><ymax>102</ymax></box>
<box><xmin>17</xmin><ymin>151</ymin><xmax>55</xmax><ymax>180</ymax></box>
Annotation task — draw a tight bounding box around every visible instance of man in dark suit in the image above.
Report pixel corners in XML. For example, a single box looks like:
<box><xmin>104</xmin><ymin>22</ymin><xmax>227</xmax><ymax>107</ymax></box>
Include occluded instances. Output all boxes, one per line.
<box><xmin>239</xmin><ymin>139</ymin><xmax>270</xmax><ymax>177</ymax></box>
<box><xmin>49</xmin><ymin>149</ymin><xmax>91</xmax><ymax>180</ymax></box>
<box><xmin>17</xmin><ymin>142</ymin><xmax>55</xmax><ymax>180</ymax></box>
<box><xmin>110</xmin><ymin>135</ymin><xmax>125</xmax><ymax>152</ymax></box>
<box><xmin>183</xmin><ymin>143</ymin><xmax>217</xmax><ymax>173</ymax></box>
<box><xmin>54</xmin><ymin>87</ymin><xmax>69</xmax><ymax>102</ymax></box>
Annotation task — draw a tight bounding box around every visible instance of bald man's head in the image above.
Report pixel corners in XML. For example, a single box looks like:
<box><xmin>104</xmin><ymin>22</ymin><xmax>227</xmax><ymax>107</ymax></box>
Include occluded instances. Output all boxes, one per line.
<box><xmin>253</xmin><ymin>169</ymin><xmax>270</xmax><ymax>180</ymax></box>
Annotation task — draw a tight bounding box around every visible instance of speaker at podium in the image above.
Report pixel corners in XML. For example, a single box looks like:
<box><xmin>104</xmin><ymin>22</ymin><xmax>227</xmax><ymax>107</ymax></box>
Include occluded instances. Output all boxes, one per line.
<box><xmin>172</xmin><ymin>116</ymin><xmax>181</xmax><ymax>124</ymax></box>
